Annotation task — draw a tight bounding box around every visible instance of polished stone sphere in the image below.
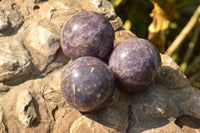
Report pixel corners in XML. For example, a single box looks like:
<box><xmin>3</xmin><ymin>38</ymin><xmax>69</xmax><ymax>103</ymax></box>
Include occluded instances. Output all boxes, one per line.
<box><xmin>60</xmin><ymin>11</ymin><xmax>114</xmax><ymax>60</ymax></box>
<box><xmin>109</xmin><ymin>38</ymin><xmax>161</xmax><ymax>93</ymax></box>
<box><xmin>61</xmin><ymin>56</ymin><xmax>115</xmax><ymax>112</ymax></box>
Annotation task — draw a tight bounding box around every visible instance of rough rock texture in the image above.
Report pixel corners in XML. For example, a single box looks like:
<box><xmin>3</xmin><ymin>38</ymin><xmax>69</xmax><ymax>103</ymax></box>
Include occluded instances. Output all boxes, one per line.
<box><xmin>0</xmin><ymin>37</ymin><xmax>32</xmax><ymax>84</ymax></box>
<box><xmin>16</xmin><ymin>90</ymin><xmax>37</xmax><ymax>127</ymax></box>
<box><xmin>114</xmin><ymin>28</ymin><xmax>137</xmax><ymax>47</ymax></box>
<box><xmin>0</xmin><ymin>0</ymin><xmax>200</xmax><ymax>133</ymax></box>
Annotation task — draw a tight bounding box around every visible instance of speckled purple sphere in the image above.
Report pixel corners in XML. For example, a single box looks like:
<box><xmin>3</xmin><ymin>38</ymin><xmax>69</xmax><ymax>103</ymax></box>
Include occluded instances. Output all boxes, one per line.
<box><xmin>109</xmin><ymin>38</ymin><xmax>161</xmax><ymax>93</ymax></box>
<box><xmin>60</xmin><ymin>11</ymin><xmax>114</xmax><ymax>60</ymax></box>
<box><xmin>61</xmin><ymin>56</ymin><xmax>115</xmax><ymax>112</ymax></box>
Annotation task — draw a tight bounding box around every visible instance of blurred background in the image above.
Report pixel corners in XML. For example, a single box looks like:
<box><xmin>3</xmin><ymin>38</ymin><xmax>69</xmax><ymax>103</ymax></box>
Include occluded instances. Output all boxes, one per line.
<box><xmin>0</xmin><ymin>0</ymin><xmax>199</xmax><ymax>88</ymax></box>
<box><xmin>109</xmin><ymin>0</ymin><xmax>200</xmax><ymax>89</ymax></box>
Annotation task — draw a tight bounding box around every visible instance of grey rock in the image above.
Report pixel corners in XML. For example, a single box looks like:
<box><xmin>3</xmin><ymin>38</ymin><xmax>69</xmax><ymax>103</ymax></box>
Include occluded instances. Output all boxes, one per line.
<box><xmin>24</xmin><ymin>24</ymin><xmax>60</xmax><ymax>57</ymax></box>
<box><xmin>0</xmin><ymin>107</ymin><xmax>6</xmax><ymax>133</ymax></box>
<box><xmin>24</xmin><ymin>23</ymin><xmax>60</xmax><ymax>72</ymax></box>
<box><xmin>92</xmin><ymin>0</ymin><xmax>116</xmax><ymax>19</ymax></box>
<box><xmin>0</xmin><ymin>11</ymin><xmax>8</xmax><ymax>32</ymax></box>
<box><xmin>0</xmin><ymin>37</ymin><xmax>32</xmax><ymax>83</ymax></box>
<box><xmin>89</xmin><ymin>0</ymin><xmax>123</xmax><ymax>30</ymax></box>
<box><xmin>0</xmin><ymin>0</ymin><xmax>24</xmax><ymax>36</ymax></box>
<box><xmin>158</xmin><ymin>54</ymin><xmax>190</xmax><ymax>90</ymax></box>
<box><xmin>16</xmin><ymin>90</ymin><xmax>37</xmax><ymax>127</ymax></box>
<box><xmin>0</xmin><ymin>83</ymin><xmax>9</xmax><ymax>92</ymax></box>
<box><xmin>114</xmin><ymin>28</ymin><xmax>137</xmax><ymax>47</ymax></box>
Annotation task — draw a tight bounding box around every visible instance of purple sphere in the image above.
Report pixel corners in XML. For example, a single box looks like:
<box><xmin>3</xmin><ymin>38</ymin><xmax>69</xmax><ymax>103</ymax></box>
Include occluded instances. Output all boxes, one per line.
<box><xmin>109</xmin><ymin>38</ymin><xmax>161</xmax><ymax>93</ymax></box>
<box><xmin>61</xmin><ymin>56</ymin><xmax>114</xmax><ymax>112</ymax></box>
<box><xmin>60</xmin><ymin>11</ymin><xmax>114</xmax><ymax>60</ymax></box>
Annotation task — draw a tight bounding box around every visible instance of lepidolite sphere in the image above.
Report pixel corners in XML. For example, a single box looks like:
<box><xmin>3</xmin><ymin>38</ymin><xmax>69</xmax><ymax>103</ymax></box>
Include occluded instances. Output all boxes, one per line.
<box><xmin>60</xmin><ymin>11</ymin><xmax>114</xmax><ymax>60</ymax></box>
<box><xmin>61</xmin><ymin>56</ymin><xmax>114</xmax><ymax>112</ymax></box>
<box><xmin>109</xmin><ymin>38</ymin><xmax>161</xmax><ymax>93</ymax></box>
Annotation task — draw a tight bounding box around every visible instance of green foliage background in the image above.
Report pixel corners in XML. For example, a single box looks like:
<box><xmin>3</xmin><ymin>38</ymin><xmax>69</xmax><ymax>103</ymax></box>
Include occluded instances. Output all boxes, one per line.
<box><xmin>111</xmin><ymin>0</ymin><xmax>153</xmax><ymax>38</ymax></box>
<box><xmin>110</xmin><ymin>0</ymin><xmax>198</xmax><ymax>39</ymax></box>
<box><xmin>109</xmin><ymin>0</ymin><xmax>200</xmax><ymax>88</ymax></box>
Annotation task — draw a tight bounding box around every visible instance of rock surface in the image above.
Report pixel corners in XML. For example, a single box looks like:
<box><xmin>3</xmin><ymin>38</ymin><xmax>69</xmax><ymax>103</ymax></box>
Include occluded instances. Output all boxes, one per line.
<box><xmin>0</xmin><ymin>0</ymin><xmax>200</xmax><ymax>132</ymax></box>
